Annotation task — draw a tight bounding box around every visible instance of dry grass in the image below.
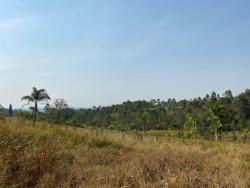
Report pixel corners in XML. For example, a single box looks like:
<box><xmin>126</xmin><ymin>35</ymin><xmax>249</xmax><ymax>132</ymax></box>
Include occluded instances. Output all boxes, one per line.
<box><xmin>0</xmin><ymin>119</ymin><xmax>250</xmax><ymax>188</ymax></box>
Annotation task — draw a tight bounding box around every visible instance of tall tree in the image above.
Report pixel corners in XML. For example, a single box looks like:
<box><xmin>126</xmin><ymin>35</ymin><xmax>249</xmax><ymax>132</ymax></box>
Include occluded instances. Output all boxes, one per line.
<box><xmin>21</xmin><ymin>87</ymin><xmax>51</xmax><ymax>126</ymax></box>
<box><xmin>49</xmin><ymin>99</ymin><xmax>68</xmax><ymax>124</ymax></box>
<box><xmin>9</xmin><ymin>104</ymin><xmax>13</xmax><ymax>117</ymax></box>
<box><xmin>223</xmin><ymin>90</ymin><xmax>233</xmax><ymax>99</ymax></box>
<box><xmin>236</xmin><ymin>89</ymin><xmax>250</xmax><ymax>128</ymax></box>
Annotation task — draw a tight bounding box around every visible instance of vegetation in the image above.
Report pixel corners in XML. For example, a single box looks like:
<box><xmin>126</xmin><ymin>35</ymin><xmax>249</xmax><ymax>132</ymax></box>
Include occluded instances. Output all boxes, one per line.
<box><xmin>45</xmin><ymin>99</ymin><xmax>68</xmax><ymax>125</ymax></box>
<box><xmin>1</xmin><ymin>87</ymin><xmax>250</xmax><ymax>187</ymax></box>
<box><xmin>0</xmin><ymin>119</ymin><xmax>249</xmax><ymax>188</ymax></box>
<box><xmin>21</xmin><ymin>87</ymin><xmax>51</xmax><ymax>126</ymax></box>
<box><xmin>8</xmin><ymin>104</ymin><xmax>13</xmax><ymax>117</ymax></box>
<box><xmin>16</xmin><ymin>88</ymin><xmax>250</xmax><ymax>141</ymax></box>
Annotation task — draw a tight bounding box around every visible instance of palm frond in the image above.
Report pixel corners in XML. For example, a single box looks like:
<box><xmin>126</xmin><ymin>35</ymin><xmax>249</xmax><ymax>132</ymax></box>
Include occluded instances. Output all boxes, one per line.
<box><xmin>38</xmin><ymin>89</ymin><xmax>46</xmax><ymax>93</ymax></box>
<box><xmin>39</xmin><ymin>93</ymin><xmax>51</xmax><ymax>101</ymax></box>
<box><xmin>21</xmin><ymin>102</ymin><xmax>34</xmax><ymax>108</ymax></box>
<box><xmin>21</xmin><ymin>95</ymin><xmax>34</xmax><ymax>102</ymax></box>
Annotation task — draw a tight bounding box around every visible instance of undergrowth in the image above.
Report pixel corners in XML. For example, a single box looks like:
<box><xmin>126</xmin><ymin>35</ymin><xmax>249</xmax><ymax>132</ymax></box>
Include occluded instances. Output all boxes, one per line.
<box><xmin>0</xmin><ymin>119</ymin><xmax>250</xmax><ymax>187</ymax></box>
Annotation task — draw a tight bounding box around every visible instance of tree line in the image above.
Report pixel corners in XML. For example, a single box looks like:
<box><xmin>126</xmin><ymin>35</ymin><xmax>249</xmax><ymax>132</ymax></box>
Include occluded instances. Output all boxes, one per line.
<box><xmin>2</xmin><ymin>87</ymin><xmax>250</xmax><ymax>140</ymax></box>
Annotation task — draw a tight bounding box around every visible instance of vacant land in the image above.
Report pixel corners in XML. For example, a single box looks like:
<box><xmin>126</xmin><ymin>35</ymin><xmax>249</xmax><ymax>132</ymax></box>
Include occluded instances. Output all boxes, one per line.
<box><xmin>0</xmin><ymin>119</ymin><xmax>250</xmax><ymax>188</ymax></box>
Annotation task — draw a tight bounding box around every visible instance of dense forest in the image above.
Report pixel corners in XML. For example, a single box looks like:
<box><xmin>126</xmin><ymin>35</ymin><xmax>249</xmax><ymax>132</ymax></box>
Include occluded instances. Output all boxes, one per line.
<box><xmin>4</xmin><ymin>88</ymin><xmax>248</xmax><ymax>140</ymax></box>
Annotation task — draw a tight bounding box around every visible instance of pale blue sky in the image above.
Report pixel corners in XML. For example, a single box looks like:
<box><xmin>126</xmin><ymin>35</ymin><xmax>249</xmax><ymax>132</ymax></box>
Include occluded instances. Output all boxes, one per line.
<box><xmin>0</xmin><ymin>0</ymin><xmax>250</xmax><ymax>108</ymax></box>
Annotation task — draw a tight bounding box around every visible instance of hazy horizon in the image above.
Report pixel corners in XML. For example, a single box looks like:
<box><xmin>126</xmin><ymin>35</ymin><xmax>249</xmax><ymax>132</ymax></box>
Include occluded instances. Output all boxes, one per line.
<box><xmin>1</xmin><ymin>0</ymin><xmax>250</xmax><ymax>108</ymax></box>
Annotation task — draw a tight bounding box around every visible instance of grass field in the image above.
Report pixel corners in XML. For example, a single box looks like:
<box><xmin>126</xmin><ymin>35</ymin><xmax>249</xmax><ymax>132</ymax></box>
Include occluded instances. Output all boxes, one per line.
<box><xmin>0</xmin><ymin>119</ymin><xmax>250</xmax><ymax>188</ymax></box>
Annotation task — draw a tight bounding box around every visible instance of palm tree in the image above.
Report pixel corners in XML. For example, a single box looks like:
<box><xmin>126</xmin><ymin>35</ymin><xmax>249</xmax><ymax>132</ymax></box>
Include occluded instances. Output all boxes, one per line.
<box><xmin>208</xmin><ymin>108</ymin><xmax>222</xmax><ymax>141</ymax></box>
<box><xmin>21</xmin><ymin>87</ymin><xmax>51</xmax><ymax>126</ymax></box>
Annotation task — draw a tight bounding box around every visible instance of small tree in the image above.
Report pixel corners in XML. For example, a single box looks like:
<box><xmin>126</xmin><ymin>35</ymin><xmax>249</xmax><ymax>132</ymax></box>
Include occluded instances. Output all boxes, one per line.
<box><xmin>137</xmin><ymin>112</ymin><xmax>150</xmax><ymax>134</ymax></box>
<box><xmin>242</xmin><ymin>129</ymin><xmax>248</xmax><ymax>143</ymax></box>
<box><xmin>183</xmin><ymin>116</ymin><xmax>198</xmax><ymax>139</ymax></box>
<box><xmin>0</xmin><ymin>105</ymin><xmax>5</xmax><ymax>123</ymax></box>
<box><xmin>21</xmin><ymin>87</ymin><xmax>51</xmax><ymax>126</ymax></box>
<box><xmin>208</xmin><ymin>108</ymin><xmax>222</xmax><ymax>141</ymax></box>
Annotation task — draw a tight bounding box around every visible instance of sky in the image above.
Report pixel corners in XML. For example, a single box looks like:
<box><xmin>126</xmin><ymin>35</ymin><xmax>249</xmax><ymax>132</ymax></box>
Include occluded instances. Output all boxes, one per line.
<box><xmin>0</xmin><ymin>0</ymin><xmax>250</xmax><ymax>108</ymax></box>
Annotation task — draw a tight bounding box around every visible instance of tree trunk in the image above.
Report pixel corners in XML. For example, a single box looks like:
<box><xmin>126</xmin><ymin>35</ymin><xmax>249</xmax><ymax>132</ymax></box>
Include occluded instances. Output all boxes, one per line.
<box><xmin>33</xmin><ymin>111</ymin><xmax>37</xmax><ymax>126</ymax></box>
<box><xmin>215</xmin><ymin>129</ymin><xmax>218</xmax><ymax>141</ymax></box>
<box><xmin>33</xmin><ymin>102</ymin><xmax>38</xmax><ymax>126</ymax></box>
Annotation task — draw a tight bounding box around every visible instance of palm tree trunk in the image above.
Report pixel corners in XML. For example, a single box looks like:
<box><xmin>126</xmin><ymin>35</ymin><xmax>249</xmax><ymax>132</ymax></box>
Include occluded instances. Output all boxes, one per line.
<box><xmin>33</xmin><ymin>111</ymin><xmax>37</xmax><ymax>126</ymax></box>
<box><xmin>33</xmin><ymin>102</ymin><xmax>38</xmax><ymax>126</ymax></box>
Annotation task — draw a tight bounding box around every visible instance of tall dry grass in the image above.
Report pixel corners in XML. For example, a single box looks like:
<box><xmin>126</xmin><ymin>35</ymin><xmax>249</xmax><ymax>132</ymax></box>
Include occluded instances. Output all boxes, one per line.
<box><xmin>0</xmin><ymin>118</ymin><xmax>250</xmax><ymax>188</ymax></box>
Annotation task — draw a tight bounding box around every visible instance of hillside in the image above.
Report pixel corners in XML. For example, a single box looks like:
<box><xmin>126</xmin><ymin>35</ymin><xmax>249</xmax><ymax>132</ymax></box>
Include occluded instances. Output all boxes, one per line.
<box><xmin>16</xmin><ymin>89</ymin><xmax>250</xmax><ymax>140</ymax></box>
<box><xmin>0</xmin><ymin>119</ymin><xmax>250</xmax><ymax>188</ymax></box>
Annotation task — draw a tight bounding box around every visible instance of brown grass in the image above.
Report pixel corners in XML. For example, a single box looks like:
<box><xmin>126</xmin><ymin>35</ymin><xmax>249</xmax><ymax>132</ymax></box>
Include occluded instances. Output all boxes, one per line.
<box><xmin>0</xmin><ymin>119</ymin><xmax>250</xmax><ymax>188</ymax></box>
